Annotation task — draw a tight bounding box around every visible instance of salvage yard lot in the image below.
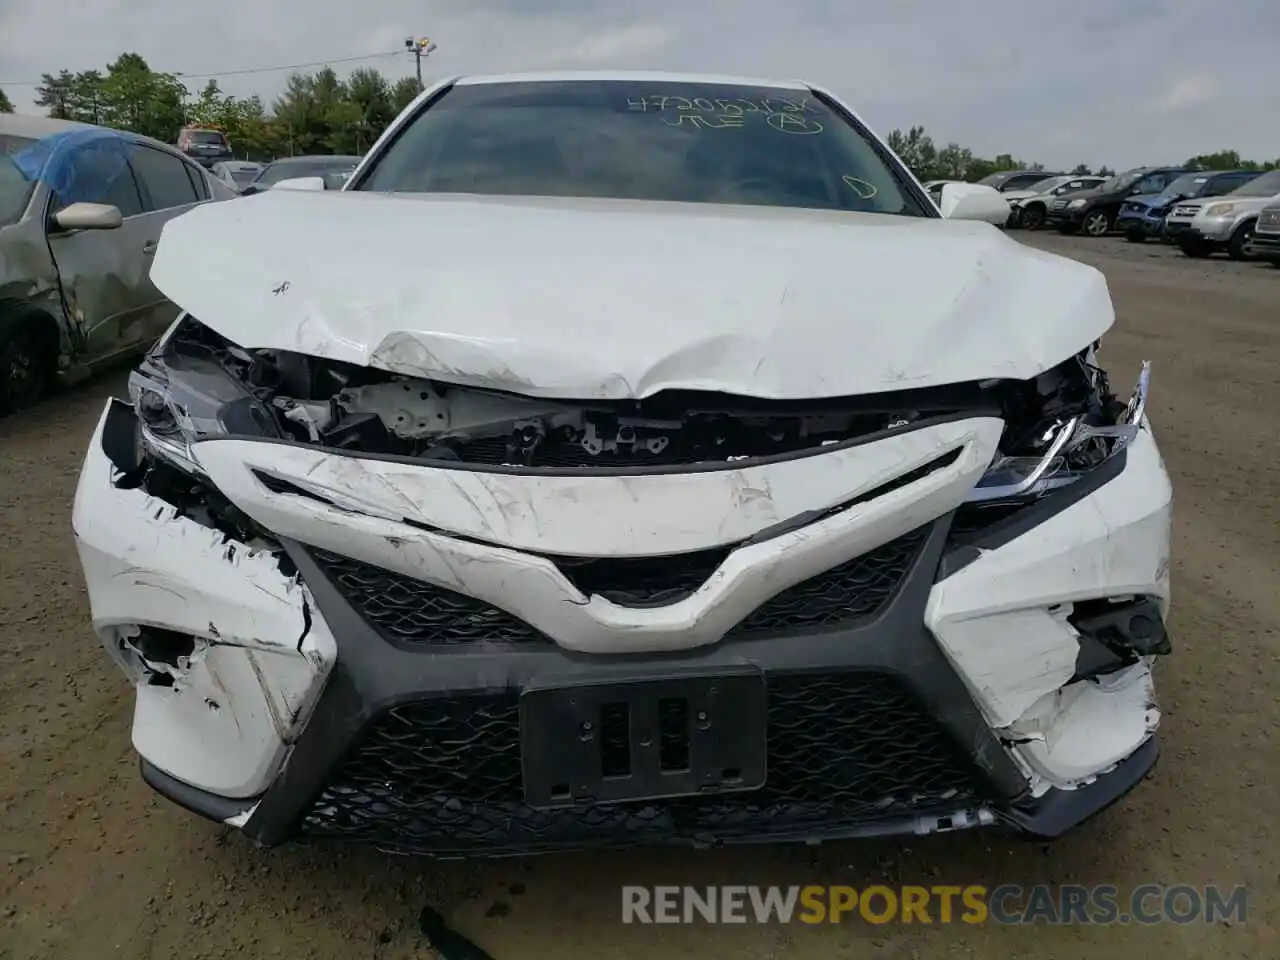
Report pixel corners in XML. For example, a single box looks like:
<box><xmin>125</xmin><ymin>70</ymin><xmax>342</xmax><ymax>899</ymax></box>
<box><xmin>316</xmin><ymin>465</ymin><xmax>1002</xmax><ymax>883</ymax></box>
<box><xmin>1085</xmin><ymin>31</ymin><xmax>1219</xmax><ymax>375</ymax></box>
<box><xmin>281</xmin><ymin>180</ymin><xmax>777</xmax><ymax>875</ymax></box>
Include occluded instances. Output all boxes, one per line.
<box><xmin>1</xmin><ymin>233</ymin><xmax>1276</xmax><ymax>959</ymax></box>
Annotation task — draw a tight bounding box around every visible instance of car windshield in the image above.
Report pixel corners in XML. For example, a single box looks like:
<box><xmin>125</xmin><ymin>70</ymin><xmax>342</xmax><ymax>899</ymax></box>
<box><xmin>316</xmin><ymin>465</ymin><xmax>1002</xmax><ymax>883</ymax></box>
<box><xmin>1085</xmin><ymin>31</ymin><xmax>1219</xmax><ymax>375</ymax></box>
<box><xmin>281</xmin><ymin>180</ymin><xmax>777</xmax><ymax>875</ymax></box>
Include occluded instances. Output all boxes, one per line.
<box><xmin>0</xmin><ymin>135</ymin><xmax>38</xmax><ymax>227</ymax></box>
<box><xmin>229</xmin><ymin>167</ymin><xmax>260</xmax><ymax>186</ymax></box>
<box><xmin>1227</xmin><ymin>170</ymin><xmax>1280</xmax><ymax>197</ymax></box>
<box><xmin>975</xmin><ymin>172</ymin><xmax>1013</xmax><ymax>186</ymax></box>
<box><xmin>1097</xmin><ymin>169</ymin><xmax>1148</xmax><ymax>193</ymax></box>
<box><xmin>354</xmin><ymin>80</ymin><xmax>929</xmax><ymax>217</ymax></box>
<box><xmin>1155</xmin><ymin>174</ymin><xmax>1209</xmax><ymax>199</ymax></box>
<box><xmin>187</xmin><ymin>131</ymin><xmax>227</xmax><ymax>146</ymax></box>
<box><xmin>255</xmin><ymin>158</ymin><xmax>358</xmax><ymax>186</ymax></box>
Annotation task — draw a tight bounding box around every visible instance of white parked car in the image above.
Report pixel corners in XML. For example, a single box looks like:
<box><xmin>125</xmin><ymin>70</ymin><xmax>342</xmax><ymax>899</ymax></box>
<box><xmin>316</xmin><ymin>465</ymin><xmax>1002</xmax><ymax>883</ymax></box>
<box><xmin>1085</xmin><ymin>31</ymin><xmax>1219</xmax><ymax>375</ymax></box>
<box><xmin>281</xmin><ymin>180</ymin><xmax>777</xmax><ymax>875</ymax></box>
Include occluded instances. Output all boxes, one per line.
<box><xmin>72</xmin><ymin>71</ymin><xmax>1171</xmax><ymax>858</ymax></box>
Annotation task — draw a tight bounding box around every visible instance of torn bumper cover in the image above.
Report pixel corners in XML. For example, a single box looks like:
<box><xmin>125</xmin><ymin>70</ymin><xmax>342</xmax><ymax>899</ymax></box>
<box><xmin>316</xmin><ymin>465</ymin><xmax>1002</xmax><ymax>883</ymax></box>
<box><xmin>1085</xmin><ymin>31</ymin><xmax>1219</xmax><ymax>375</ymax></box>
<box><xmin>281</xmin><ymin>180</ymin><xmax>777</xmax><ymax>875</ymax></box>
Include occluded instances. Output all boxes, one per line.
<box><xmin>72</xmin><ymin>335</ymin><xmax>1172</xmax><ymax>853</ymax></box>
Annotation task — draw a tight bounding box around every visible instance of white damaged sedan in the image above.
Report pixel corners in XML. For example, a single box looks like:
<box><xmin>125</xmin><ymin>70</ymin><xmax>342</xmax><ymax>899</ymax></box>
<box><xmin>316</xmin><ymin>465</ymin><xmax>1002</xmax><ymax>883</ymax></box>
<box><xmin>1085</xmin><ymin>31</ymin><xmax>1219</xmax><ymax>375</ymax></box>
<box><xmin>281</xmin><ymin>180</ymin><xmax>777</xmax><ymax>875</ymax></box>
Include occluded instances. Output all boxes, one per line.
<box><xmin>72</xmin><ymin>72</ymin><xmax>1171</xmax><ymax>856</ymax></box>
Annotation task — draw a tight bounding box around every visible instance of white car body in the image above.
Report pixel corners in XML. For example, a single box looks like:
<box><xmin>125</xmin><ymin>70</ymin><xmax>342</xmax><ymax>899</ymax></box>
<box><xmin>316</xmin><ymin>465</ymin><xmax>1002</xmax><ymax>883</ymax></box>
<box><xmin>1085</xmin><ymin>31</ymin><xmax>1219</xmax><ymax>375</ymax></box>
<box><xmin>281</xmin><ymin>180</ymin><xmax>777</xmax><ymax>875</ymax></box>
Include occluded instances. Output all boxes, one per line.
<box><xmin>72</xmin><ymin>71</ymin><xmax>1172</xmax><ymax>855</ymax></box>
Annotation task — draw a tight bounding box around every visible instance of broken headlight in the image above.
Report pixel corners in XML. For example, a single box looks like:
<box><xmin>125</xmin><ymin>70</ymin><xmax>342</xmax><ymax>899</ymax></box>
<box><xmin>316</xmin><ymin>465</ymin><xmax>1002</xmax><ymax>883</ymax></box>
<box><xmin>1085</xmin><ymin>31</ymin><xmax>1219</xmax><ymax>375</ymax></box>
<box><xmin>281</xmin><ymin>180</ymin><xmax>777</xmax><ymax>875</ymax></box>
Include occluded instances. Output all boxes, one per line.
<box><xmin>966</xmin><ymin>360</ymin><xmax>1149</xmax><ymax>504</ymax></box>
<box><xmin>129</xmin><ymin>319</ymin><xmax>278</xmax><ymax>475</ymax></box>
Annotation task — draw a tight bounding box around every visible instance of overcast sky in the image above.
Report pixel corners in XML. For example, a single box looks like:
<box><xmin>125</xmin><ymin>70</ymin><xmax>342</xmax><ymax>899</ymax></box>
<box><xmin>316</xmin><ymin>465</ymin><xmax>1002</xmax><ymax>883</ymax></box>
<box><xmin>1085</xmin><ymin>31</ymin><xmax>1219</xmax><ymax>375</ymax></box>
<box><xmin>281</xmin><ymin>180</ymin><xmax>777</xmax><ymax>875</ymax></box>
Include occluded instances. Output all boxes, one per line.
<box><xmin>2</xmin><ymin>0</ymin><xmax>1276</xmax><ymax>170</ymax></box>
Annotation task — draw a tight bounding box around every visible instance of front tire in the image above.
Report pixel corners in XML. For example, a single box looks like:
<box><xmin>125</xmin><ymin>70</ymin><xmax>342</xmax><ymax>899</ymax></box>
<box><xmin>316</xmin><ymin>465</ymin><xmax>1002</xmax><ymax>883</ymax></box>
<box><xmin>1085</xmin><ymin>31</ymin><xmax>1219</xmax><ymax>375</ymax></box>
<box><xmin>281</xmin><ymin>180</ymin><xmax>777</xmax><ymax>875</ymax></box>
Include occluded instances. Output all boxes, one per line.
<box><xmin>0</xmin><ymin>317</ymin><xmax>55</xmax><ymax>415</ymax></box>
<box><xmin>1179</xmin><ymin>238</ymin><xmax>1212</xmax><ymax>258</ymax></box>
<box><xmin>1082</xmin><ymin>209</ymin><xmax>1113</xmax><ymax>237</ymax></box>
<box><xmin>1226</xmin><ymin>220</ymin><xmax>1256</xmax><ymax>261</ymax></box>
<box><xmin>1020</xmin><ymin>204</ymin><xmax>1046</xmax><ymax>231</ymax></box>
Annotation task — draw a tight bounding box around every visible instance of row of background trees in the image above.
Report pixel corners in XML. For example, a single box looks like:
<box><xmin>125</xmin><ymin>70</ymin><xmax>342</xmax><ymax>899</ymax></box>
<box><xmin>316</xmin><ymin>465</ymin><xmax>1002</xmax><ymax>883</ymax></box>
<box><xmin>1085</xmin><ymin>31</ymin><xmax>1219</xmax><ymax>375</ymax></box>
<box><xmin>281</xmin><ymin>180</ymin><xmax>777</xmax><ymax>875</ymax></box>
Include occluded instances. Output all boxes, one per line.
<box><xmin>3</xmin><ymin>53</ymin><xmax>422</xmax><ymax>160</ymax></box>
<box><xmin>2</xmin><ymin>55</ymin><xmax>1278</xmax><ymax>174</ymax></box>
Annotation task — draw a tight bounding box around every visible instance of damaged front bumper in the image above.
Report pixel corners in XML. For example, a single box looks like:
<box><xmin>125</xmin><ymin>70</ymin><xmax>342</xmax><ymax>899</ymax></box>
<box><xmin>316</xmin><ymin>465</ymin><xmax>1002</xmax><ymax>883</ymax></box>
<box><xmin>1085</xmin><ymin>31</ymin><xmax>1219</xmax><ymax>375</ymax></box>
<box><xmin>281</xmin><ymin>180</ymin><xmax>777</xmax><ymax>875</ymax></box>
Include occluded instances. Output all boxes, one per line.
<box><xmin>73</xmin><ymin>393</ymin><xmax>1173</xmax><ymax>854</ymax></box>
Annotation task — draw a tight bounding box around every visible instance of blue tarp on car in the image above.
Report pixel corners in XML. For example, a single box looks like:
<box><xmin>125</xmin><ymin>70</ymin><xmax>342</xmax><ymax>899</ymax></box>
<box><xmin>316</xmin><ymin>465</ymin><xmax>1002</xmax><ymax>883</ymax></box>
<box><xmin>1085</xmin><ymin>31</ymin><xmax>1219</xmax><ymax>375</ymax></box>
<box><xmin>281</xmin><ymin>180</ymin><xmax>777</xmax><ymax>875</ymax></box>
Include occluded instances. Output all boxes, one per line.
<box><xmin>10</xmin><ymin>128</ymin><xmax>139</xmax><ymax>205</ymax></box>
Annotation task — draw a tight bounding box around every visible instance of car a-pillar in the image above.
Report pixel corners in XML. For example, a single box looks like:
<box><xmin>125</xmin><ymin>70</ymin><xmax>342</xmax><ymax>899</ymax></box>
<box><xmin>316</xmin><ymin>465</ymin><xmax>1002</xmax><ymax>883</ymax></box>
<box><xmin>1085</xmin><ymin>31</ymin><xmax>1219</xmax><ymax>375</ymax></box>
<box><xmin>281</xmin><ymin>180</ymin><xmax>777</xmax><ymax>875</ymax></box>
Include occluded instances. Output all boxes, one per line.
<box><xmin>0</xmin><ymin>299</ymin><xmax>61</xmax><ymax>413</ymax></box>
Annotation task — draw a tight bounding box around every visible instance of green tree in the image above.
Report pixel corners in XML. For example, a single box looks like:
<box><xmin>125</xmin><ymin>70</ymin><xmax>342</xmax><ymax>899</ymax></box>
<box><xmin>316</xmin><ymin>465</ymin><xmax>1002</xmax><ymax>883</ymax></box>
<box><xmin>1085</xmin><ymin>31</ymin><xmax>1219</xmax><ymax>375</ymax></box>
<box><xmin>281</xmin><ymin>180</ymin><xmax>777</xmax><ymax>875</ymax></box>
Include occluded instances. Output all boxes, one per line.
<box><xmin>34</xmin><ymin>70</ymin><xmax>76</xmax><ymax>119</ymax></box>
<box><xmin>935</xmin><ymin>143</ymin><xmax>975</xmax><ymax>179</ymax></box>
<box><xmin>273</xmin><ymin>72</ymin><xmax>327</xmax><ymax>155</ymax></box>
<box><xmin>1184</xmin><ymin>150</ymin><xmax>1241</xmax><ymax>170</ymax></box>
<box><xmin>390</xmin><ymin>76</ymin><xmax>421</xmax><ymax>115</ymax></box>
<box><xmin>886</xmin><ymin>126</ymin><xmax>937</xmax><ymax>179</ymax></box>
<box><xmin>99</xmin><ymin>53</ymin><xmax>185</xmax><ymax>141</ymax></box>
<box><xmin>1071</xmin><ymin>163</ymin><xmax>1093</xmax><ymax>175</ymax></box>
<box><xmin>71</xmin><ymin>70</ymin><xmax>107</xmax><ymax>124</ymax></box>
<box><xmin>343</xmin><ymin>67</ymin><xmax>393</xmax><ymax>152</ymax></box>
<box><xmin>0</xmin><ymin>88</ymin><xmax>13</xmax><ymax>113</ymax></box>
<box><xmin>224</xmin><ymin>95</ymin><xmax>275</xmax><ymax>160</ymax></box>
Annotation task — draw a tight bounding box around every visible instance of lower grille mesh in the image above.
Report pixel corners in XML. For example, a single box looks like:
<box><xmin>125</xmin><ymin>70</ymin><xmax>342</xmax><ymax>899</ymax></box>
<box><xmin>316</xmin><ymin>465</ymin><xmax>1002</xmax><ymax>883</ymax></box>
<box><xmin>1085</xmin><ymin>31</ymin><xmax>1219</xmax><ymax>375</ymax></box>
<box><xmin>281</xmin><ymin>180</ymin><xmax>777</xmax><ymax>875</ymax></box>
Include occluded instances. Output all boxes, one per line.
<box><xmin>303</xmin><ymin>672</ymin><xmax>991</xmax><ymax>855</ymax></box>
<box><xmin>309</xmin><ymin>526</ymin><xmax>926</xmax><ymax>647</ymax></box>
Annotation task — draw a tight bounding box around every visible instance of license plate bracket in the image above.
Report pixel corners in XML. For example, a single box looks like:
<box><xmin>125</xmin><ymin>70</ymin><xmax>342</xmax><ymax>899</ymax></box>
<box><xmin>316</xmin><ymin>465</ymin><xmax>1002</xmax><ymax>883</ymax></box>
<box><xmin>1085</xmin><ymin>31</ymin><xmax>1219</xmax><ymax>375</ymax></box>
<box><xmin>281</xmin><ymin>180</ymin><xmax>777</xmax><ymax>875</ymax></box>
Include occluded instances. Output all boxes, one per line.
<box><xmin>520</xmin><ymin>668</ymin><xmax>767</xmax><ymax>809</ymax></box>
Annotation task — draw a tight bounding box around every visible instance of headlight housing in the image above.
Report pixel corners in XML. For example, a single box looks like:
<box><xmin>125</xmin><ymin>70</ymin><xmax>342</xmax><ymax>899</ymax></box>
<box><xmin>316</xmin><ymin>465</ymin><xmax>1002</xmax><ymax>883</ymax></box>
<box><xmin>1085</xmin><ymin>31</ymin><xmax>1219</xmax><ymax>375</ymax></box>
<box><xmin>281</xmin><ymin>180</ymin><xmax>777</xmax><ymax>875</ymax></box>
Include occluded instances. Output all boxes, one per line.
<box><xmin>1202</xmin><ymin>202</ymin><xmax>1237</xmax><ymax>217</ymax></box>
<box><xmin>129</xmin><ymin>316</ymin><xmax>280</xmax><ymax>476</ymax></box>
<box><xmin>966</xmin><ymin>360</ymin><xmax>1150</xmax><ymax>504</ymax></box>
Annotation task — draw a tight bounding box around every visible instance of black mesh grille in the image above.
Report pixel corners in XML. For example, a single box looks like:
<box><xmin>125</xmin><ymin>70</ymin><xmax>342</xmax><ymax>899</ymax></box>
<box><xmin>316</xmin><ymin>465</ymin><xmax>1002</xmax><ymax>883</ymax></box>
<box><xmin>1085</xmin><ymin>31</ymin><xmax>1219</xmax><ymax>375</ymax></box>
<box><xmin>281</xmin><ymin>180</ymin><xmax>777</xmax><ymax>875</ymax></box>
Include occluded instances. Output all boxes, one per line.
<box><xmin>309</xmin><ymin>526</ymin><xmax>924</xmax><ymax>644</ymax></box>
<box><xmin>310</xmin><ymin>550</ymin><xmax>546</xmax><ymax>645</ymax></box>
<box><xmin>303</xmin><ymin>672</ymin><xmax>992</xmax><ymax>855</ymax></box>
<box><xmin>550</xmin><ymin>549</ymin><xmax>729</xmax><ymax>606</ymax></box>
<box><xmin>727</xmin><ymin>527</ymin><xmax>927</xmax><ymax>635</ymax></box>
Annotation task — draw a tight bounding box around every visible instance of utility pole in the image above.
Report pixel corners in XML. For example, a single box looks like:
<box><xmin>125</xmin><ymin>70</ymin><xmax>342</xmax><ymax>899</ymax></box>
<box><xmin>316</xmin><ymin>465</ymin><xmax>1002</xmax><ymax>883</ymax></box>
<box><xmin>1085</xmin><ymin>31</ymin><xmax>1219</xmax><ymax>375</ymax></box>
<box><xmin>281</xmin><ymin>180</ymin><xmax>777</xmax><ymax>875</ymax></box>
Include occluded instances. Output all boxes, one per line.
<box><xmin>404</xmin><ymin>36</ymin><xmax>438</xmax><ymax>91</ymax></box>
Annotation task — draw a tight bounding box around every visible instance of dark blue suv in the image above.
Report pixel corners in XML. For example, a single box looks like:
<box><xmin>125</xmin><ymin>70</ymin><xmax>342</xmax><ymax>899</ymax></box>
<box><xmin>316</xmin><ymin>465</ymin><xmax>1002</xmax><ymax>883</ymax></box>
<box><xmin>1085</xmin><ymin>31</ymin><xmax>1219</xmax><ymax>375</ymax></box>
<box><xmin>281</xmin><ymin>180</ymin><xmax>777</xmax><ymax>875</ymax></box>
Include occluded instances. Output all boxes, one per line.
<box><xmin>1116</xmin><ymin>170</ymin><xmax>1262</xmax><ymax>243</ymax></box>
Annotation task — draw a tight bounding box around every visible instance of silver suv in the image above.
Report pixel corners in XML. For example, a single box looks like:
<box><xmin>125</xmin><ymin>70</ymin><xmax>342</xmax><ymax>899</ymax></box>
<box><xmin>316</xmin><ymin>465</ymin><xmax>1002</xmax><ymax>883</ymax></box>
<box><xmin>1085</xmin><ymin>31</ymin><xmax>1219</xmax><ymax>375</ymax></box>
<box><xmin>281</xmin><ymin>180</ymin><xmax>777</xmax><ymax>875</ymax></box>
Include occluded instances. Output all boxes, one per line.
<box><xmin>1164</xmin><ymin>169</ymin><xmax>1280</xmax><ymax>260</ymax></box>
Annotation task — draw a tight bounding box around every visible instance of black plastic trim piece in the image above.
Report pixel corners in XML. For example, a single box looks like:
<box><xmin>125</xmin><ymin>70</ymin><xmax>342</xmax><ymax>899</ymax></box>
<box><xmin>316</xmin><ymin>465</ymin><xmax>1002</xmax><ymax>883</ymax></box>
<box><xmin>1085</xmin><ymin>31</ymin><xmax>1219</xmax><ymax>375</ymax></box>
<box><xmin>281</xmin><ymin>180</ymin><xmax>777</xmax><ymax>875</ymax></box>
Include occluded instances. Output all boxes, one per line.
<box><xmin>100</xmin><ymin>397</ymin><xmax>141</xmax><ymax>473</ymax></box>
<box><xmin>936</xmin><ymin>446</ymin><xmax>1128</xmax><ymax>580</ymax></box>
<box><xmin>139</xmin><ymin>759</ymin><xmax>259</xmax><ymax>824</ymax></box>
<box><xmin>997</xmin><ymin>736</ymin><xmax>1160</xmax><ymax>839</ymax></box>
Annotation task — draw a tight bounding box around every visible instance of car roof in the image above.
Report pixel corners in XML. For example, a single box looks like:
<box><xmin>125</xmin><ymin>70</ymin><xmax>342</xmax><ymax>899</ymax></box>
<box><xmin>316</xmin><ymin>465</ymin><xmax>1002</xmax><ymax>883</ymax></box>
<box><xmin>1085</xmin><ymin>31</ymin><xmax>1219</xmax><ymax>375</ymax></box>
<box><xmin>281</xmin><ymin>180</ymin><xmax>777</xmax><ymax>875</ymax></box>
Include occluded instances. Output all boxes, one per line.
<box><xmin>455</xmin><ymin>69</ymin><xmax>811</xmax><ymax>90</ymax></box>
<box><xmin>0</xmin><ymin>113</ymin><xmax>97</xmax><ymax>139</ymax></box>
<box><xmin>269</xmin><ymin>154</ymin><xmax>362</xmax><ymax>164</ymax></box>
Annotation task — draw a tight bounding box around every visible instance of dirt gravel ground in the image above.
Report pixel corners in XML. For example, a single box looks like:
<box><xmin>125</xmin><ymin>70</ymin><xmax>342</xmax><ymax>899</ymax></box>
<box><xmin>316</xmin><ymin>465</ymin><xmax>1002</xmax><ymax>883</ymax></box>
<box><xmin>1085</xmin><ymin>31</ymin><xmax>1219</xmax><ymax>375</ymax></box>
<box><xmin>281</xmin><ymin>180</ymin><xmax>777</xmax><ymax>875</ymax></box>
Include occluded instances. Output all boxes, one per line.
<box><xmin>1</xmin><ymin>234</ymin><xmax>1276</xmax><ymax>959</ymax></box>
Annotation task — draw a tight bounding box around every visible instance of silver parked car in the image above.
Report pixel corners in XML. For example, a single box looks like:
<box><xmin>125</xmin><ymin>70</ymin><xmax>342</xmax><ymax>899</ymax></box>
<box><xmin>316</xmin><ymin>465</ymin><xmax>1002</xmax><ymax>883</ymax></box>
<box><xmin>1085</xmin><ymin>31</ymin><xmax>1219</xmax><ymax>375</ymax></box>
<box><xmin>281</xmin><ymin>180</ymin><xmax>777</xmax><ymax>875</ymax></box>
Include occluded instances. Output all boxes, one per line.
<box><xmin>0</xmin><ymin>114</ymin><xmax>235</xmax><ymax>411</ymax></box>
<box><xmin>1164</xmin><ymin>169</ymin><xmax>1280</xmax><ymax>260</ymax></box>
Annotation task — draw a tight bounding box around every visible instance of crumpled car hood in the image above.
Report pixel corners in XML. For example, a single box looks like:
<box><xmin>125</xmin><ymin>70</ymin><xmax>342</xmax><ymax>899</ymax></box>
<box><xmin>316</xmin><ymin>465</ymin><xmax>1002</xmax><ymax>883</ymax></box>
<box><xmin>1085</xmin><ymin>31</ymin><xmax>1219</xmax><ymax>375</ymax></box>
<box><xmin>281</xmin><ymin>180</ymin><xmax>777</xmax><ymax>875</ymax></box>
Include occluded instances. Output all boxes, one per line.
<box><xmin>151</xmin><ymin>190</ymin><xmax>1113</xmax><ymax>400</ymax></box>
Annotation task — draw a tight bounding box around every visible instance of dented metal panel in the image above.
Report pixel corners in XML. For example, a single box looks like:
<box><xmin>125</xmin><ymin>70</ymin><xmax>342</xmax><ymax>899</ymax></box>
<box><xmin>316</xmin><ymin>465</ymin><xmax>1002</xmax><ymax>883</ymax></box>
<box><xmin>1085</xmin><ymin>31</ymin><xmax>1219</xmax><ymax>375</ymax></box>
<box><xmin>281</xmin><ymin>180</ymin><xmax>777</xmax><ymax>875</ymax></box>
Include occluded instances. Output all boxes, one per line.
<box><xmin>149</xmin><ymin>188</ymin><xmax>1116</xmax><ymax>400</ymax></box>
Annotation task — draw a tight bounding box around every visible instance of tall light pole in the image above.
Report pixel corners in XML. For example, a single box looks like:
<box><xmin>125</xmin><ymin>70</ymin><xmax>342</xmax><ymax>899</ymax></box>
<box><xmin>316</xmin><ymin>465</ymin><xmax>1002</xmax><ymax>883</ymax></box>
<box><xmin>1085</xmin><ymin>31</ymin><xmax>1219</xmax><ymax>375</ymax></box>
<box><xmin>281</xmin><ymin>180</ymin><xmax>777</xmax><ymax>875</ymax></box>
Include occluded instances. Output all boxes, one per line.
<box><xmin>404</xmin><ymin>36</ymin><xmax>437</xmax><ymax>91</ymax></box>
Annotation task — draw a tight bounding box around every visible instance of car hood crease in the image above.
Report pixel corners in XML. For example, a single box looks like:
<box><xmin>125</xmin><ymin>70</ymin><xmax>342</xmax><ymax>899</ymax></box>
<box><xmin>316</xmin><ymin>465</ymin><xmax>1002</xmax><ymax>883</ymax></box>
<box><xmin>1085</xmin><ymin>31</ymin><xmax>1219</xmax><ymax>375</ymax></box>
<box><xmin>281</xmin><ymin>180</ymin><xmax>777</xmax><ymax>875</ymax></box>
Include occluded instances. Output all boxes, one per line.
<box><xmin>150</xmin><ymin>190</ymin><xmax>1114</xmax><ymax>400</ymax></box>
